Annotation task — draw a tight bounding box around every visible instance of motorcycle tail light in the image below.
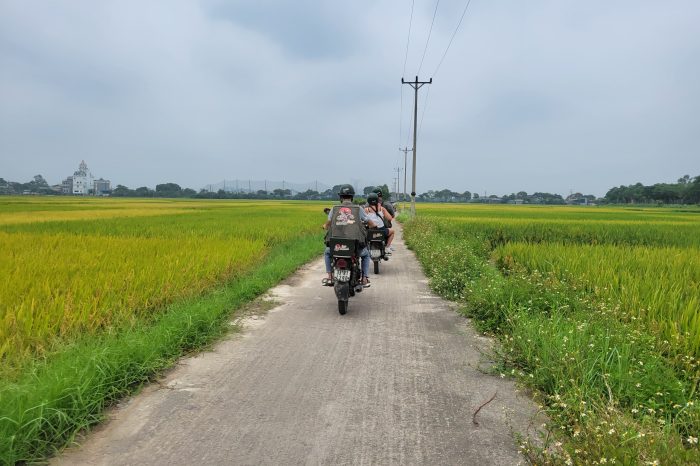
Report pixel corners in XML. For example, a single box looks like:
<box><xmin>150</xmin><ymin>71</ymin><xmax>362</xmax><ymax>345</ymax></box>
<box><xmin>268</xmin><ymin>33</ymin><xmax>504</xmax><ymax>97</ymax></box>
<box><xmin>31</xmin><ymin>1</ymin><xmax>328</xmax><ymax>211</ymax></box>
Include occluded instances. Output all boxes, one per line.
<box><xmin>336</xmin><ymin>259</ymin><xmax>348</xmax><ymax>269</ymax></box>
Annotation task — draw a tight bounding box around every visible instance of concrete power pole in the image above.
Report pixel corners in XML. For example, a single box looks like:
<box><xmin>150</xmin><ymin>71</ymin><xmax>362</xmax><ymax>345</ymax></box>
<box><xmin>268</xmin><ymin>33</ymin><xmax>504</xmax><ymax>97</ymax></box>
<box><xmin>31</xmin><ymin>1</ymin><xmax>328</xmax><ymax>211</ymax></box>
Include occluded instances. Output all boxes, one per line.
<box><xmin>399</xmin><ymin>146</ymin><xmax>411</xmax><ymax>205</ymax></box>
<box><xmin>402</xmin><ymin>76</ymin><xmax>432</xmax><ymax>216</ymax></box>
<box><xmin>394</xmin><ymin>167</ymin><xmax>403</xmax><ymax>202</ymax></box>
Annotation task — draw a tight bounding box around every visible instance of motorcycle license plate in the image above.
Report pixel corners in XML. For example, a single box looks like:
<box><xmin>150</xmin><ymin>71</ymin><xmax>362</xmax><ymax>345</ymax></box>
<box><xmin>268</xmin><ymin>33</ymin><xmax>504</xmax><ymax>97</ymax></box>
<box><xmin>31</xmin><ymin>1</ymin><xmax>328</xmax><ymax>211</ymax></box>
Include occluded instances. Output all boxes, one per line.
<box><xmin>370</xmin><ymin>248</ymin><xmax>382</xmax><ymax>259</ymax></box>
<box><xmin>333</xmin><ymin>269</ymin><xmax>351</xmax><ymax>282</ymax></box>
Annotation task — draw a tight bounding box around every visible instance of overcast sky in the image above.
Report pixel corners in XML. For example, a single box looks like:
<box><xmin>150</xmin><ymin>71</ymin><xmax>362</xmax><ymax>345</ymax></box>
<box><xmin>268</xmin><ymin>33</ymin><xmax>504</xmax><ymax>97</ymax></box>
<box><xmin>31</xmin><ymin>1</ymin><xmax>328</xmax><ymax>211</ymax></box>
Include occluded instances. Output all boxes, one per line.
<box><xmin>1</xmin><ymin>0</ymin><xmax>698</xmax><ymax>197</ymax></box>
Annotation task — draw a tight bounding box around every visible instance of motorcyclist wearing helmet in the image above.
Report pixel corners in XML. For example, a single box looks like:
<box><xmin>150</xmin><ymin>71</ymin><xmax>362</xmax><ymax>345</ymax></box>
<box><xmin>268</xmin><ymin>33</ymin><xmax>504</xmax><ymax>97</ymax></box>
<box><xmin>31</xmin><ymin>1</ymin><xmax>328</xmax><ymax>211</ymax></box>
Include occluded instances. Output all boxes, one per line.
<box><xmin>322</xmin><ymin>184</ymin><xmax>375</xmax><ymax>287</ymax></box>
<box><xmin>372</xmin><ymin>187</ymin><xmax>396</xmax><ymax>218</ymax></box>
<box><xmin>364</xmin><ymin>193</ymin><xmax>395</xmax><ymax>253</ymax></box>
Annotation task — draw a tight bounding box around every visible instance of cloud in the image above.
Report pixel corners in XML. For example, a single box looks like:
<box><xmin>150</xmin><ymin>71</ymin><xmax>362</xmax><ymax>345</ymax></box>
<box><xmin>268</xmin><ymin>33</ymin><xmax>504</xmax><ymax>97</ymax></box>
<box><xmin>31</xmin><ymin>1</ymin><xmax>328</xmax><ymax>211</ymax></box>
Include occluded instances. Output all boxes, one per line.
<box><xmin>1</xmin><ymin>0</ymin><xmax>698</xmax><ymax>196</ymax></box>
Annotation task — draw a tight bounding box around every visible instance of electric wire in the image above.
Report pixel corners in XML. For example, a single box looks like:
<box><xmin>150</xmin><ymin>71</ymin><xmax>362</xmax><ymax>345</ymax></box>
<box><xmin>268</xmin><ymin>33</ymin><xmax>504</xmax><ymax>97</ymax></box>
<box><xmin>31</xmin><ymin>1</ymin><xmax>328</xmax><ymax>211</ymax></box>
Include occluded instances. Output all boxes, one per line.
<box><xmin>417</xmin><ymin>0</ymin><xmax>441</xmax><ymax>76</ymax></box>
<box><xmin>399</xmin><ymin>0</ymin><xmax>416</xmax><ymax>150</ymax></box>
<box><xmin>405</xmin><ymin>110</ymin><xmax>414</xmax><ymax>150</ymax></box>
<box><xmin>403</xmin><ymin>0</ymin><xmax>415</xmax><ymax>76</ymax></box>
<box><xmin>419</xmin><ymin>0</ymin><xmax>475</xmax><ymax>136</ymax></box>
<box><xmin>432</xmin><ymin>0</ymin><xmax>473</xmax><ymax>78</ymax></box>
<box><xmin>418</xmin><ymin>85</ymin><xmax>431</xmax><ymax>136</ymax></box>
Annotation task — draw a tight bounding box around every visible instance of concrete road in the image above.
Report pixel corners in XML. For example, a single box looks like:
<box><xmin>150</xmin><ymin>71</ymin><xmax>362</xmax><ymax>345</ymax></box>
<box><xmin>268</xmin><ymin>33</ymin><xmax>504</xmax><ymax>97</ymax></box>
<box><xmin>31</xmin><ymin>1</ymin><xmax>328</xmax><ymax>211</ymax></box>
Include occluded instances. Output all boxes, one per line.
<box><xmin>54</xmin><ymin>226</ymin><xmax>541</xmax><ymax>466</ymax></box>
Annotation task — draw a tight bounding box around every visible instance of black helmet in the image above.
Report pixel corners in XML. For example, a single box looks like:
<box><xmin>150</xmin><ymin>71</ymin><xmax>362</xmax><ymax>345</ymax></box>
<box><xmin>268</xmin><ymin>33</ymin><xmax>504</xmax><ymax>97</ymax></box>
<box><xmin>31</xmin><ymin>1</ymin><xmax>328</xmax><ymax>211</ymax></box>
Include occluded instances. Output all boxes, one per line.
<box><xmin>367</xmin><ymin>193</ymin><xmax>379</xmax><ymax>206</ymax></box>
<box><xmin>371</xmin><ymin>187</ymin><xmax>383</xmax><ymax>197</ymax></box>
<box><xmin>338</xmin><ymin>184</ymin><xmax>355</xmax><ymax>197</ymax></box>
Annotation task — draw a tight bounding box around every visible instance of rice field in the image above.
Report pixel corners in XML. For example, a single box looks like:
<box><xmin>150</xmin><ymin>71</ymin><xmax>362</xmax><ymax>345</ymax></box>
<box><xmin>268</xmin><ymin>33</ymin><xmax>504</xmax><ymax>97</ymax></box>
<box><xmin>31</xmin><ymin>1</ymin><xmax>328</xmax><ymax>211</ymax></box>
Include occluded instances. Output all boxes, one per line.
<box><xmin>415</xmin><ymin>204</ymin><xmax>700</xmax><ymax>356</ymax></box>
<box><xmin>0</xmin><ymin>197</ymin><xmax>323</xmax><ymax>373</ymax></box>
<box><xmin>403</xmin><ymin>204</ymin><xmax>700</xmax><ymax>462</ymax></box>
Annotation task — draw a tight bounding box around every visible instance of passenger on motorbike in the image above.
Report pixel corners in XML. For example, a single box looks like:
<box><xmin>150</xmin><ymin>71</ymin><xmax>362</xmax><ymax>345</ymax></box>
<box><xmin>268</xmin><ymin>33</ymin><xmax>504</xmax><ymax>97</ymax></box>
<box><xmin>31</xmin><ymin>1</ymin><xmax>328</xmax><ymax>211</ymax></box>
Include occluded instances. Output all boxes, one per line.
<box><xmin>372</xmin><ymin>187</ymin><xmax>396</xmax><ymax>218</ymax></box>
<box><xmin>322</xmin><ymin>184</ymin><xmax>375</xmax><ymax>287</ymax></box>
<box><xmin>364</xmin><ymin>193</ymin><xmax>394</xmax><ymax>253</ymax></box>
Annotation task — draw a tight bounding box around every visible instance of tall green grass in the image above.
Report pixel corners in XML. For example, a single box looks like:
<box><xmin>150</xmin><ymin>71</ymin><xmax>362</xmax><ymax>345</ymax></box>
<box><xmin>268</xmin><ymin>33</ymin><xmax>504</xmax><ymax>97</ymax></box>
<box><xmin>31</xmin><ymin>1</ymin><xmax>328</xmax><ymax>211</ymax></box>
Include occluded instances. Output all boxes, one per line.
<box><xmin>403</xmin><ymin>206</ymin><xmax>700</xmax><ymax>464</ymax></box>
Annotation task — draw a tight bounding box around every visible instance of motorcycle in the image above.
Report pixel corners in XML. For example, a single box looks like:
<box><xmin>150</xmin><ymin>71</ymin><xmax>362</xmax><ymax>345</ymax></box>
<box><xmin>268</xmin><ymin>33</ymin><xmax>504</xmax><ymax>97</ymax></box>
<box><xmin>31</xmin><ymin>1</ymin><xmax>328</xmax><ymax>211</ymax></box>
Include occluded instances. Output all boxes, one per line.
<box><xmin>330</xmin><ymin>237</ymin><xmax>363</xmax><ymax>315</ymax></box>
<box><xmin>367</xmin><ymin>227</ymin><xmax>389</xmax><ymax>274</ymax></box>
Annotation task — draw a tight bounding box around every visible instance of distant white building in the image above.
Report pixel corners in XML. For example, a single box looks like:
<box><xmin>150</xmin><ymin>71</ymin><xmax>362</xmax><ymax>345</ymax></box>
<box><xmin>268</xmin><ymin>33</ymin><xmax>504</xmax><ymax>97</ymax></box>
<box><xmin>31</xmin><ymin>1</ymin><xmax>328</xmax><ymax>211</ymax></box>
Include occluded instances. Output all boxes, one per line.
<box><xmin>61</xmin><ymin>176</ymin><xmax>73</xmax><ymax>194</ymax></box>
<box><xmin>60</xmin><ymin>161</ymin><xmax>111</xmax><ymax>195</ymax></box>
<box><xmin>71</xmin><ymin>160</ymin><xmax>94</xmax><ymax>195</ymax></box>
<box><xmin>94</xmin><ymin>178</ymin><xmax>111</xmax><ymax>195</ymax></box>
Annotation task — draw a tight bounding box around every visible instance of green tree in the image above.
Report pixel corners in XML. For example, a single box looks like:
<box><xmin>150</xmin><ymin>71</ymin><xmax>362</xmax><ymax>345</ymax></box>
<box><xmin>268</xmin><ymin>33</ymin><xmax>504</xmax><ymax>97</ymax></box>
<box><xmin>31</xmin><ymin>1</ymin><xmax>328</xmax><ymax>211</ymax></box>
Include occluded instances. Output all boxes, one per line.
<box><xmin>111</xmin><ymin>185</ymin><xmax>133</xmax><ymax>197</ymax></box>
<box><xmin>182</xmin><ymin>188</ymin><xmax>197</xmax><ymax>197</ymax></box>
<box><xmin>155</xmin><ymin>183</ymin><xmax>182</xmax><ymax>197</ymax></box>
<box><xmin>133</xmin><ymin>186</ymin><xmax>154</xmax><ymax>197</ymax></box>
<box><xmin>686</xmin><ymin>176</ymin><xmax>700</xmax><ymax>203</ymax></box>
<box><xmin>378</xmin><ymin>184</ymin><xmax>390</xmax><ymax>200</ymax></box>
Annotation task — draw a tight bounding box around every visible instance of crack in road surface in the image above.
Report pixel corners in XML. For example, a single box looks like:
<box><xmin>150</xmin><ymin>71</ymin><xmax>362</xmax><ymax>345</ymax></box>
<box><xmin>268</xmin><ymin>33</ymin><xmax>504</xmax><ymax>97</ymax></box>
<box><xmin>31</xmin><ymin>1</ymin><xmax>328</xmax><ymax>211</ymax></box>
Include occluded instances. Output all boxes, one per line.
<box><xmin>54</xmin><ymin>226</ymin><xmax>541</xmax><ymax>465</ymax></box>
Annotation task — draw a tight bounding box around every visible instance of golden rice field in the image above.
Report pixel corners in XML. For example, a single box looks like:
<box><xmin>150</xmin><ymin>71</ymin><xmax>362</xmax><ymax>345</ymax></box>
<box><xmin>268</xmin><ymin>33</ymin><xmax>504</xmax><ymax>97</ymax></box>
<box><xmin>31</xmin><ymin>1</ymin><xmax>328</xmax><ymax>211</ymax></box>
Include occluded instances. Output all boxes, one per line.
<box><xmin>0</xmin><ymin>197</ymin><xmax>323</xmax><ymax>371</ymax></box>
<box><xmin>416</xmin><ymin>204</ymin><xmax>700</xmax><ymax>356</ymax></box>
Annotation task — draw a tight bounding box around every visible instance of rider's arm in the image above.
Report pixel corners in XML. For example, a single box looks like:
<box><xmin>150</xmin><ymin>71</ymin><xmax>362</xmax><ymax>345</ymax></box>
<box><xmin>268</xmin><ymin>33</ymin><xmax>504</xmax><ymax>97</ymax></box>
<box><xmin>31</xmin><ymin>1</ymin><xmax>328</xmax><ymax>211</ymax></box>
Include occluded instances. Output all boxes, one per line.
<box><xmin>382</xmin><ymin>207</ymin><xmax>393</xmax><ymax>221</ymax></box>
<box><xmin>360</xmin><ymin>207</ymin><xmax>379</xmax><ymax>228</ymax></box>
<box><xmin>323</xmin><ymin>208</ymin><xmax>332</xmax><ymax>229</ymax></box>
<box><xmin>359</xmin><ymin>206</ymin><xmax>369</xmax><ymax>223</ymax></box>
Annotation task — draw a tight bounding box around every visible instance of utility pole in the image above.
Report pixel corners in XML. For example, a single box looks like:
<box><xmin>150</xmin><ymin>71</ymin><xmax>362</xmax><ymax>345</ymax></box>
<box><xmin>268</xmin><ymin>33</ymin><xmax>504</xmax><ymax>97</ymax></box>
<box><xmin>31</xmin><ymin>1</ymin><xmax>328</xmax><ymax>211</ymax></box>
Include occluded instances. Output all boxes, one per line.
<box><xmin>399</xmin><ymin>146</ymin><xmax>411</xmax><ymax>204</ymax></box>
<box><xmin>402</xmin><ymin>76</ymin><xmax>432</xmax><ymax>216</ymax></box>
<box><xmin>394</xmin><ymin>167</ymin><xmax>403</xmax><ymax>201</ymax></box>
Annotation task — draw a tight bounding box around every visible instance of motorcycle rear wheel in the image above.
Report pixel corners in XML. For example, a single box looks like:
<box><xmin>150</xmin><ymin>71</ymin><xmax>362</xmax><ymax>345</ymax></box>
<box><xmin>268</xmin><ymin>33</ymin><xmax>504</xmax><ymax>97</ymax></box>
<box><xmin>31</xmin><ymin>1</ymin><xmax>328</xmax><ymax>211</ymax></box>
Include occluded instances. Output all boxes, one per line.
<box><xmin>373</xmin><ymin>260</ymin><xmax>379</xmax><ymax>274</ymax></box>
<box><xmin>338</xmin><ymin>300</ymin><xmax>348</xmax><ymax>315</ymax></box>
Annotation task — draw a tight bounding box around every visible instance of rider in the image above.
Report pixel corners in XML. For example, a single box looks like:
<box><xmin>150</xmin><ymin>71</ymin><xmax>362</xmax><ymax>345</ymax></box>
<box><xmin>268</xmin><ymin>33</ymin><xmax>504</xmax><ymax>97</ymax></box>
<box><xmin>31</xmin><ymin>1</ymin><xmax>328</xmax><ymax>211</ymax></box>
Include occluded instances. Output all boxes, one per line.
<box><xmin>372</xmin><ymin>187</ymin><xmax>396</xmax><ymax>218</ymax></box>
<box><xmin>371</xmin><ymin>187</ymin><xmax>396</xmax><ymax>252</ymax></box>
<box><xmin>323</xmin><ymin>184</ymin><xmax>374</xmax><ymax>287</ymax></box>
<box><xmin>364</xmin><ymin>193</ymin><xmax>395</xmax><ymax>253</ymax></box>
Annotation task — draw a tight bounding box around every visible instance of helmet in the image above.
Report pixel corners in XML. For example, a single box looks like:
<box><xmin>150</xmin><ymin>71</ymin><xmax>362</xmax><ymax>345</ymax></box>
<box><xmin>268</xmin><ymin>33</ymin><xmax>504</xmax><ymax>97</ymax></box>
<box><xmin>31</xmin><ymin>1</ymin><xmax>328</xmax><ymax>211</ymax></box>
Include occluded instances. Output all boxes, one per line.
<box><xmin>371</xmin><ymin>187</ymin><xmax>383</xmax><ymax>197</ymax></box>
<box><xmin>338</xmin><ymin>184</ymin><xmax>355</xmax><ymax>197</ymax></box>
<box><xmin>367</xmin><ymin>193</ymin><xmax>379</xmax><ymax>206</ymax></box>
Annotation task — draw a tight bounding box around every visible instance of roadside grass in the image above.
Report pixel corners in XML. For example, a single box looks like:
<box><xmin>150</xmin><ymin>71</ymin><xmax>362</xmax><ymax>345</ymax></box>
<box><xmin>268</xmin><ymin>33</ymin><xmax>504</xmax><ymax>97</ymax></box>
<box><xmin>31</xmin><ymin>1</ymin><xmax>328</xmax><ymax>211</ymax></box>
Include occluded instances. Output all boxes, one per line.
<box><xmin>403</xmin><ymin>216</ymin><xmax>700</xmax><ymax>464</ymax></box>
<box><xmin>0</xmin><ymin>233</ymin><xmax>322</xmax><ymax>465</ymax></box>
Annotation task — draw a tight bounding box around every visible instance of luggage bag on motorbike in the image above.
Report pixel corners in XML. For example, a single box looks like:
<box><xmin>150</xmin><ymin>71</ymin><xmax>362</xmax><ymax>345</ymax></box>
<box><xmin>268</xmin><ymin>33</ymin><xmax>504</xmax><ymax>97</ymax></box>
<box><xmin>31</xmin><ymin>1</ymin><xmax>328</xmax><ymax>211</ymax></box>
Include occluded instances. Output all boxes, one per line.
<box><xmin>329</xmin><ymin>237</ymin><xmax>357</xmax><ymax>258</ymax></box>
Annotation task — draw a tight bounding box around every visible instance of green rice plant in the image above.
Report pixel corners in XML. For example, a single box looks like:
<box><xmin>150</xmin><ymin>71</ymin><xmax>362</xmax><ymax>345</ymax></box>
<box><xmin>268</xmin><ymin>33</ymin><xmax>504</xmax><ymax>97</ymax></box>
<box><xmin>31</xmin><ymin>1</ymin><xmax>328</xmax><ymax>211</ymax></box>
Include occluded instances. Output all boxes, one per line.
<box><xmin>0</xmin><ymin>198</ymin><xmax>326</xmax><ymax>374</ymax></box>
<box><xmin>495</xmin><ymin>242</ymin><xmax>700</xmax><ymax>356</ymax></box>
<box><xmin>0</xmin><ymin>232</ymin><xmax>323</xmax><ymax>464</ymax></box>
<box><xmin>403</xmin><ymin>206</ymin><xmax>700</xmax><ymax>463</ymax></box>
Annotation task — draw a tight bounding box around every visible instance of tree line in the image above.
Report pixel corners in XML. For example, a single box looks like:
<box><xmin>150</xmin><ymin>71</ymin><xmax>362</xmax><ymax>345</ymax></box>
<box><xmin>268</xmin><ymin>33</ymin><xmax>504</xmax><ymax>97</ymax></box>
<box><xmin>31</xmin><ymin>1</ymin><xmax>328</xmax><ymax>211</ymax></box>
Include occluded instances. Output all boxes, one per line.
<box><xmin>108</xmin><ymin>183</ymin><xmax>391</xmax><ymax>201</ymax></box>
<box><xmin>0</xmin><ymin>175</ymin><xmax>53</xmax><ymax>195</ymax></box>
<box><xmin>604</xmin><ymin>175</ymin><xmax>700</xmax><ymax>204</ymax></box>
<box><xmin>3</xmin><ymin>174</ymin><xmax>699</xmax><ymax>205</ymax></box>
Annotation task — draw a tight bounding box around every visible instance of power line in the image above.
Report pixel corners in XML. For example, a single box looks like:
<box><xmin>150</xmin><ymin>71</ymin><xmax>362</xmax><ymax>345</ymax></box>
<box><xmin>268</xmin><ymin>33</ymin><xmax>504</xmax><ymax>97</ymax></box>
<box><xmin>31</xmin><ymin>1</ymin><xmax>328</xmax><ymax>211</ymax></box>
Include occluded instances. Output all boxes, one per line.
<box><xmin>432</xmin><ymin>0</ymin><xmax>474</xmax><ymax>78</ymax></box>
<box><xmin>418</xmin><ymin>85</ymin><xmax>432</xmax><ymax>136</ymax></box>
<box><xmin>399</xmin><ymin>89</ymin><xmax>404</xmax><ymax>148</ymax></box>
<box><xmin>419</xmin><ymin>0</ymin><xmax>475</xmax><ymax>136</ymax></box>
<box><xmin>399</xmin><ymin>0</ymin><xmax>416</xmax><ymax>149</ymax></box>
<box><xmin>405</xmin><ymin>110</ymin><xmax>414</xmax><ymax>149</ymax></box>
<box><xmin>402</xmin><ymin>0</ymin><xmax>415</xmax><ymax>76</ymax></box>
<box><xmin>417</xmin><ymin>0</ymin><xmax>441</xmax><ymax>76</ymax></box>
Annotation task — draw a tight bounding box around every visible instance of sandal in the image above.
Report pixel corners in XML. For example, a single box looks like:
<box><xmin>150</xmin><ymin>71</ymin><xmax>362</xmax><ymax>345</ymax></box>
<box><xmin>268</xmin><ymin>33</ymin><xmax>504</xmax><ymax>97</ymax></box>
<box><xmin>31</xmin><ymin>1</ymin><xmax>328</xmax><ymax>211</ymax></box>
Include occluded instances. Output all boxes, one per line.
<box><xmin>361</xmin><ymin>277</ymin><xmax>371</xmax><ymax>288</ymax></box>
<box><xmin>322</xmin><ymin>277</ymin><xmax>334</xmax><ymax>286</ymax></box>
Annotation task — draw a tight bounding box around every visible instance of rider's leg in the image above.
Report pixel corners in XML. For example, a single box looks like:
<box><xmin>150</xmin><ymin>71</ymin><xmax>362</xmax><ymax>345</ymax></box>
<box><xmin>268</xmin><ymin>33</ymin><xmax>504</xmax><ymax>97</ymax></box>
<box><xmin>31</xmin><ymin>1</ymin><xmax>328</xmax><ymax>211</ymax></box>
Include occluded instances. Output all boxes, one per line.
<box><xmin>386</xmin><ymin>228</ymin><xmax>395</xmax><ymax>247</ymax></box>
<box><xmin>324</xmin><ymin>247</ymin><xmax>332</xmax><ymax>280</ymax></box>
<box><xmin>360</xmin><ymin>247</ymin><xmax>370</xmax><ymax>280</ymax></box>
